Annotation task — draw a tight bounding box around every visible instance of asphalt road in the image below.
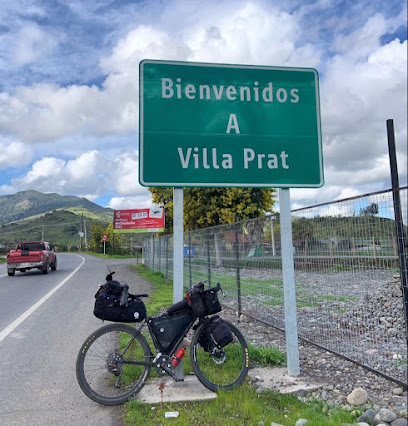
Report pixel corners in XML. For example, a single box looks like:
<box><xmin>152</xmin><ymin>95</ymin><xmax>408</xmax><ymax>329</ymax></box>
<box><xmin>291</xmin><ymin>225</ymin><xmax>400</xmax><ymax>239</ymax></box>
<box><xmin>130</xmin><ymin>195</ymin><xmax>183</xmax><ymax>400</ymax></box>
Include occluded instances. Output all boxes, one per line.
<box><xmin>0</xmin><ymin>254</ymin><xmax>138</xmax><ymax>426</ymax></box>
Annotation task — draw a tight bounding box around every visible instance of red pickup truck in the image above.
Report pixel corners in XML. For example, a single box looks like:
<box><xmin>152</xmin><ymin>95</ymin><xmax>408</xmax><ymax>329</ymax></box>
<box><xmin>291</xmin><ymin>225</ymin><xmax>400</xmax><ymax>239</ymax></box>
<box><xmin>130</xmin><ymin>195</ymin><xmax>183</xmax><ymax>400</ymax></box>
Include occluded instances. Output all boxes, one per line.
<box><xmin>6</xmin><ymin>241</ymin><xmax>57</xmax><ymax>276</ymax></box>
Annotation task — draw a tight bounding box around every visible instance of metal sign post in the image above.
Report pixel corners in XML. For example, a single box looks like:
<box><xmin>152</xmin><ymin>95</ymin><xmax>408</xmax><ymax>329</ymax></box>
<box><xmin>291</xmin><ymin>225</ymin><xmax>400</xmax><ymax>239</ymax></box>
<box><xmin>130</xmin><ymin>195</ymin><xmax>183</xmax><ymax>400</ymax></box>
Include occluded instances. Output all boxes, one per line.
<box><xmin>173</xmin><ymin>187</ymin><xmax>184</xmax><ymax>380</ymax></box>
<box><xmin>173</xmin><ymin>188</ymin><xmax>184</xmax><ymax>304</ymax></box>
<box><xmin>279</xmin><ymin>188</ymin><xmax>300</xmax><ymax>375</ymax></box>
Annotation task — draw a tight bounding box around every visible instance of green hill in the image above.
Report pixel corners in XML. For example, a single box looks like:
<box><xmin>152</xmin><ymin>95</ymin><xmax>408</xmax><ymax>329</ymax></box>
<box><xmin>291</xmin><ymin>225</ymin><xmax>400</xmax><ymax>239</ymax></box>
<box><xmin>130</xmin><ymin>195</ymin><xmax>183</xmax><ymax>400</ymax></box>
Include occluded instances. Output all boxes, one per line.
<box><xmin>0</xmin><ymin>191</ymin><xmax>113</xmax><ymax>250</ymax></box>
<box><xmin>0</xmin><ymin>190</ymin><xmax>112</xmax><ymax>225</ymax></box>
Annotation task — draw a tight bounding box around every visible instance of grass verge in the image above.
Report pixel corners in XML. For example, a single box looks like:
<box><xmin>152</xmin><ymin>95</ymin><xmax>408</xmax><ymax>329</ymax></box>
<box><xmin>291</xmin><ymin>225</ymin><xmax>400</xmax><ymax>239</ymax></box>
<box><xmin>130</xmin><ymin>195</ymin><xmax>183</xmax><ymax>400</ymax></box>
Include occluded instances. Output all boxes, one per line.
<box><xmin>125</xmin><ymin>264</ymin><xmax>355</xmax><ymax>426</ymax></box>
<box><xmin>125</xmin><ymin>385</ymin><xmax>355</xmax><ymax>426</ymax></box>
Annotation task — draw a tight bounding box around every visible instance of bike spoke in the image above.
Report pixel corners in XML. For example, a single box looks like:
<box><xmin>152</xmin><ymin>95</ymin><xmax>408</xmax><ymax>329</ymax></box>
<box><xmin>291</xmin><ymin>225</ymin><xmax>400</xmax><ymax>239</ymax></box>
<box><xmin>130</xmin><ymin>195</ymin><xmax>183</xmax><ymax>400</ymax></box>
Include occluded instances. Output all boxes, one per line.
<box><xmin>76</xmin><ymin>324</ymin><xmax>151</xmax><ymax>405</ymax></box>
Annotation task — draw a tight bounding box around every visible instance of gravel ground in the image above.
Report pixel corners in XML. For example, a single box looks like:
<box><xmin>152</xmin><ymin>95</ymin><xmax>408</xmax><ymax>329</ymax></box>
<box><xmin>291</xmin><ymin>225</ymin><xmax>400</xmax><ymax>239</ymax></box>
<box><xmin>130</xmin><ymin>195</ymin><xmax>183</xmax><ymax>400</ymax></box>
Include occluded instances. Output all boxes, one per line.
<box><xmin>221</xmin><ymin>307</ymin><xmax>408</xmax><ymax>418</ymax></box>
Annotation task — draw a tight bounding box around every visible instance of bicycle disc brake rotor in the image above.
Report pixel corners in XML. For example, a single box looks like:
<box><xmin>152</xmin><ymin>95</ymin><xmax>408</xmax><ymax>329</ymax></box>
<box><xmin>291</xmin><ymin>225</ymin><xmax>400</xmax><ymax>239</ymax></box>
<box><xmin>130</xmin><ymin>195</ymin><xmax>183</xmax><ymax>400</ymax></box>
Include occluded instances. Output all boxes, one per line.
<box><xmin>106</xmin><ymin>351</ymin><xmax>124</xmax><ymax>376</ymax></box>
<box><xmin>211</xmin><ymin>348</ymin><xmax>226</xmax><ymax>365</ymax></box>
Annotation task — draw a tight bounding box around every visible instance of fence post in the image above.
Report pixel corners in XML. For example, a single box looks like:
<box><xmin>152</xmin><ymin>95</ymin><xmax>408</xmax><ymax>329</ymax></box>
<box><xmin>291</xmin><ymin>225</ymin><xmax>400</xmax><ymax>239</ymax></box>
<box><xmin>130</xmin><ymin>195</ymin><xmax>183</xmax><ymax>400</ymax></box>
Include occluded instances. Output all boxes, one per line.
<box><xmin>158</xmin><ymin>237</ymin><xmax>162</xmax><ymax>273</ymax></box>
<box><xmin>188</xmin><ymin>232</ymin><xmax>192</xmax><ymax>287</ymax></box>
<box><xmin>234</xmin><ymin>222</ymin><xmax>242</xmax><ymax>316</ymax></box>
<box><xmin>152</xmin><ymin>235</ymin><xmax>155</xmax><ymax>270</ymax></box>
<box><xmin>386</xmin><ymin>119</ymin><xmax>408</xmax><ymax>342</ymax></box>
<box><xmin>165</xmin><ymin>236</ymin><xmax>169</xmax><ymax>278</ymax></box>
<box><xmin>206</xmin><ymin>227</ymin><xmax>212</xmax><ymax>286</ymax></box>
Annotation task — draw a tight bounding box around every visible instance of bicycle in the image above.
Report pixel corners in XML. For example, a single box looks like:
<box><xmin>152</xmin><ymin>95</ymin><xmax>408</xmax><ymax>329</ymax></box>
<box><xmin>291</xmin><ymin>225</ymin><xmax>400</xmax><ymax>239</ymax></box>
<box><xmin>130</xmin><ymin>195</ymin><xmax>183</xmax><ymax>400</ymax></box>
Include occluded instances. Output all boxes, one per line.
<box><xmin>76</xmin><ymin>276</ymin><xmax>249</xmax><ymax>406</ymax></box>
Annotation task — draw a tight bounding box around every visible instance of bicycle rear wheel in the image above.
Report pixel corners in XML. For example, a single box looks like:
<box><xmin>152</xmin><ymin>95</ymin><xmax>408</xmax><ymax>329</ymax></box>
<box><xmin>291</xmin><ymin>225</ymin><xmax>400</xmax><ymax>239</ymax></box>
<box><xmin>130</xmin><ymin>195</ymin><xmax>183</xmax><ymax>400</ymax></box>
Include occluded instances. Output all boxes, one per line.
<box><xmin>76</xmin><ymin>323</ymin><xmax>151</xmax><ymax>405</ymax></box>
<box><xmin>190</xmin><ymin>320</ymin><xmax>249</xmax><ymax>391</ymax></box>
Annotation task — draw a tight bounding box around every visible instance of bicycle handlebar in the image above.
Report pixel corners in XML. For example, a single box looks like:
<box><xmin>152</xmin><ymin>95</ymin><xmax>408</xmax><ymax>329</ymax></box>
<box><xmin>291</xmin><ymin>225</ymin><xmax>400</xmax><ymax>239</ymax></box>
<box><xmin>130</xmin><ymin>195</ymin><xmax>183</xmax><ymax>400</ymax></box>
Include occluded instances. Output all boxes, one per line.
<box><xmin>192</xmin><ymin>281</ymin><xmax>222</xmax><ymax>293</ymax></box>
<box><xmin>129</xmin><ymin>293</ymin><xmax>149</xmax><ymax>299</ymax></box>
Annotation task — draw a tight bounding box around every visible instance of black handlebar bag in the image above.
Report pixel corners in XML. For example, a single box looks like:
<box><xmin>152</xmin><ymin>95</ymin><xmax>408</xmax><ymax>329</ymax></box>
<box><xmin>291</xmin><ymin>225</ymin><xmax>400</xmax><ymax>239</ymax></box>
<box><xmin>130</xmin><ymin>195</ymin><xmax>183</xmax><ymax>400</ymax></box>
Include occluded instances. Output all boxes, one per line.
<box><xmin>93</xmin><ymin>281</ymin><xmax>146</xmax><ymax>323</ymax></box>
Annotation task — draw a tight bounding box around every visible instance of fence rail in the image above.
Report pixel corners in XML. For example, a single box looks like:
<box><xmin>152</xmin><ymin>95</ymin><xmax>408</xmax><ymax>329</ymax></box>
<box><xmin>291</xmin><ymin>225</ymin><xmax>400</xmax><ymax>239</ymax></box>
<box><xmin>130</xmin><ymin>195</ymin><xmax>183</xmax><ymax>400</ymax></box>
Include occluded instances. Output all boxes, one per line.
<box><xmin>144</xmin><ymin>187</ymin><xmax>408</xmax><ymax>386</ymax></box>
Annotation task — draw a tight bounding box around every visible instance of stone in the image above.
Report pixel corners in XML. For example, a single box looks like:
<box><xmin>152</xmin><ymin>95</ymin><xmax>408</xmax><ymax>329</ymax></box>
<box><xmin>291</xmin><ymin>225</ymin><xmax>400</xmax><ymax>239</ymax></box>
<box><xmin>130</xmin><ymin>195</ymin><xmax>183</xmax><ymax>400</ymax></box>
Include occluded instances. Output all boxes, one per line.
<box><xmin>295</xmin><ymin>420</ymin><xmax>308</xmax><ymax>426</ymax></box>
<box><xmin>373</xmin><ymin>412</ymin><xmax>392</xmax><ymax>425</ymax></box>
<box><xmin>392</xmin><ymin>388</ymin><xmax>404</xmax><ymax>396</ymax></box>
<box><xmin>357</xmin><ymin>409</ymin><xmax>377</xmax><ymax>424</ymax></box>
<box><xmin>347</xmin><ymin>388</ymin><xmax>369</xmax><ymax>406</ymax></box>
<box><xmin>391</xmin><ymin>419</ymin><xmax>408</xmax><ymax>426</ymax></box>
<box><xmin>378</xmin><ymin>408</ymin><xmax>398</xmax><ymax>423</ymax></box>
<box><xmin>372</xmin><ymin>415</ymin><xmax>390</xmax><ymax>426</ymax></box>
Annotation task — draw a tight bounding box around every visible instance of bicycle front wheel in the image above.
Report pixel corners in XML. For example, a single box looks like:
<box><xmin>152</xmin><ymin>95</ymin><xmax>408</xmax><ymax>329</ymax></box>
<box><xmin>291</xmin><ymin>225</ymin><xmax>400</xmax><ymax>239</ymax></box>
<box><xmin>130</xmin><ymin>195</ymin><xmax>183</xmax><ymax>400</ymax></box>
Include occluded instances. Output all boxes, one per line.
<box><xmin>76</xmin><ymin>323</ymin><xmax>151</xmax><ymax>405</ymax></box>
<box><xmin>191</xmin><ymin>320</ymin><xmax>249</xmax><ymax>391</ymax></box>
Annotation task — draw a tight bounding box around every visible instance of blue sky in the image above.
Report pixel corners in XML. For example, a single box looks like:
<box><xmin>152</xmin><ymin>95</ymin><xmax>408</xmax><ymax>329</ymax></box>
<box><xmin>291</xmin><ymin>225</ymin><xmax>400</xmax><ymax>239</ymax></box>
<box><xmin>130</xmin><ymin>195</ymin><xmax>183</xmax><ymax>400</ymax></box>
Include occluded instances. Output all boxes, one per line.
<box><xmin>0</xmin><ymin>0</ymin><xmax>406</xmax><ymax>211</ymax></box>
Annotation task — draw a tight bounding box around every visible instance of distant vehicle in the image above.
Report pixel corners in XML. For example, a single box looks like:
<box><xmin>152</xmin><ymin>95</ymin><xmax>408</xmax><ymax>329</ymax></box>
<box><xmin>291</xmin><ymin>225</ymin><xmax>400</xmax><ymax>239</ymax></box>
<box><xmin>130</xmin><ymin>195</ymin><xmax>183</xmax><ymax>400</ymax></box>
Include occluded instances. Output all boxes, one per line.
<box><xmin>6</xmin><ymin>241</ymin><xmax>57</xmax><ymax>276</ymax></box>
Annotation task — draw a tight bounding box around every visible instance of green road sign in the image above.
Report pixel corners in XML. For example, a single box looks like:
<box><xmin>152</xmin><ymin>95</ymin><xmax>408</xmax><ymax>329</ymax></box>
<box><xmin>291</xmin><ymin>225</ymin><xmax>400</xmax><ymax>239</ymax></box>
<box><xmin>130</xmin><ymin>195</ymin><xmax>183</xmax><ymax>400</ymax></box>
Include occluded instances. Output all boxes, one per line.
<box><xmin>139</xmin><ymin>60</ymin><xmax>323</xmax><ymax>188</ymax></box>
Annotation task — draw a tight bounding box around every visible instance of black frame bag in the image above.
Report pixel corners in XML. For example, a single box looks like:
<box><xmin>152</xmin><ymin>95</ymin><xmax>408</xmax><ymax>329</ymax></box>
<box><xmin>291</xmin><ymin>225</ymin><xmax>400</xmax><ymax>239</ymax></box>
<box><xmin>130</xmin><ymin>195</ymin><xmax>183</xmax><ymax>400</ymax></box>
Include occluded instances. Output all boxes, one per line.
<box><xmin>148</xmin><ymin>310</ymin><xmax>194</xmax><ymax>354</ymax></box>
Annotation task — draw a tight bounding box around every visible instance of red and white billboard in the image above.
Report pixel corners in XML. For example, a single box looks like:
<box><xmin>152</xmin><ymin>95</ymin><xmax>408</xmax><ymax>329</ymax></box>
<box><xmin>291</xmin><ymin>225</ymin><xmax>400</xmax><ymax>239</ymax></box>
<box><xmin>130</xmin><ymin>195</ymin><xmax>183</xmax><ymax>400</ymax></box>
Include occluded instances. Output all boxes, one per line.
<box><xmin>113</xmin><ymin>208</ymin><xmax>165</xmax><ymax>233</ymax></box>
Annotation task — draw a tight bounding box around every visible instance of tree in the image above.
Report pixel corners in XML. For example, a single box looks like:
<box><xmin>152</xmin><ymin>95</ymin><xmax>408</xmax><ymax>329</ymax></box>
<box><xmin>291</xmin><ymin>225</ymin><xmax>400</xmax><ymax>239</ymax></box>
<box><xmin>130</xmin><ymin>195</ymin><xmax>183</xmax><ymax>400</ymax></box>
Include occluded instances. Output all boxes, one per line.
<box><xmin>150</xmin><ymin>187</ymin><xmax>276</xmax><ymax>267</ymax></box>
<box><xmin>89</xmin><ymin>223</ymin><xmax>104</xmax><ymax>252</ymax></box>
<box><xmin>103</xmin><ymin>222</ymin><xmax>123</xmax><ymax>255</ymax></box>
<box><xmin>360</xmin><ymin>203</ymin><xmax>379</xmax><ymax>217</ymax></box>
<box><xmin>149</xmin><ymin>187</ymin><xmax>276</xmax><ymax>231</ymax></box>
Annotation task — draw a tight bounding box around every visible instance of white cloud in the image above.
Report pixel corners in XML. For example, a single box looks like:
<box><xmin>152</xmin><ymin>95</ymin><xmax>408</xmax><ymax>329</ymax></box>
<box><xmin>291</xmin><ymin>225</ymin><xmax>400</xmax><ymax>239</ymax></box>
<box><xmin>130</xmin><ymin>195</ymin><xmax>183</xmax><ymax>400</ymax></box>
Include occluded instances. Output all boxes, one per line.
<box><xmin>0</xmin><ymin>184</ymin><xmax>16</xmax><ymax>196</ymax></box>
<box><xmin>9</xmin><ymin>149</ymin><xmax>152</xmax><ymax>203</ymax></box>
<box><xmin>107</xmin><ymin>195</ymin><xmax>153</xmax><ymax>210</ymax></box>
<box><xmin>0</xmin><ymin>0</ymin><xmax>406</xmax><ymax>210</ymax></box>
<box><xmin>111</xmin><ymin>151</ymin><xmax>146</xmax><ymax>196</ymax></box>
<box><xmin>0</xmin><ymin>140</ymin><xmax>32</xmax><ymax>167</ymax></box>
<box><xmin>100</xmin><ymin>26</ymin><xmax>191</xmax><ymax>74</ymax></box>
<box><xmin>12</xmin><ymin>23</ymin><xmax>59</xmax><ymax>66</ymax></box>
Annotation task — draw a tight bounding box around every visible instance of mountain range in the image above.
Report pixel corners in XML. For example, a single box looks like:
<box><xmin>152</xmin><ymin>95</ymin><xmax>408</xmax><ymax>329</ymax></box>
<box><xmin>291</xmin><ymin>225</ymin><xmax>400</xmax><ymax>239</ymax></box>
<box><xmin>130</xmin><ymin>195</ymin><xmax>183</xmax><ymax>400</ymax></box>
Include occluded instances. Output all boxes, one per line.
<box><xmin>0</xmin><ymin>191</ymin><xmax>113</xmax><ymax>249</ymax></box>
<box><xmin>0</xmin><ymin>190</ymin><xmax>112</xmax><ymax>225</ymax></box>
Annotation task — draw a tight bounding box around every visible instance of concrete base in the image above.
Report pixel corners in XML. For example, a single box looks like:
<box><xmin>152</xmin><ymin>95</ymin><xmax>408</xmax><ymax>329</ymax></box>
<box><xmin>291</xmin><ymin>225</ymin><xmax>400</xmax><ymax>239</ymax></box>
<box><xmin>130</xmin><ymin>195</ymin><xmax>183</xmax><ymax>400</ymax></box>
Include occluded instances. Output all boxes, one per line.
<box><xmin>135</xmin><ymin>367</ymin><xmax>325</xmax><ymax>405</ymax></box>
<box><xmin>248</xmin><ymin>367</ymin><xmax>326</xmax><ymax>395</ymax></box>
<box><xmin>135</xmin><ymin>374</ymin><xmax>218</xmax><ymax>404</ymax></box>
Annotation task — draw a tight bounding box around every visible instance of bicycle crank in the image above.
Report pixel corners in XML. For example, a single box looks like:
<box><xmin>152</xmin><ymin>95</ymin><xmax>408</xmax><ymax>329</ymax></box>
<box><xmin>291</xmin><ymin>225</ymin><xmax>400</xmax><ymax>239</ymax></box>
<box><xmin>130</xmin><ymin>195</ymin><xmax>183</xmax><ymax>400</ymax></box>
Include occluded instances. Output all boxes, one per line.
<box><xmin>154</xmin><ymin>355</ymin><xmax>184</xmax><ymax>382</ymax></box>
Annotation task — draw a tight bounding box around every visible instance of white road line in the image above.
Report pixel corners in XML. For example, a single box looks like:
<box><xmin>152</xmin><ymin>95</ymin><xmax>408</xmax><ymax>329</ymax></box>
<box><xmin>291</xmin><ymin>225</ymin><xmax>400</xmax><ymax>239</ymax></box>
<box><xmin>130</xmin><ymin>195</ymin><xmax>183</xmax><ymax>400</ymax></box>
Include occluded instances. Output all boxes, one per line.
<box><xmin>0</xmin><ymin>255</ymin><xmax>85</xmax><ymax>343</ymax></box>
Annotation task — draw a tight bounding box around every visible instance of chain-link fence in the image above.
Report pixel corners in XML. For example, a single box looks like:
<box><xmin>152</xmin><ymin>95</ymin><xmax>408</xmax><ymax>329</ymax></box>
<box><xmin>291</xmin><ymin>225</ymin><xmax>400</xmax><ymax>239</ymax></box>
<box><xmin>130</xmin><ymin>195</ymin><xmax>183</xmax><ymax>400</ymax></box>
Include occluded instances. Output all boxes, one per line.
<box><xmin>144</xmin><ymin>187</ymin><xmax>408</xmax><ymax>386</ymax></box>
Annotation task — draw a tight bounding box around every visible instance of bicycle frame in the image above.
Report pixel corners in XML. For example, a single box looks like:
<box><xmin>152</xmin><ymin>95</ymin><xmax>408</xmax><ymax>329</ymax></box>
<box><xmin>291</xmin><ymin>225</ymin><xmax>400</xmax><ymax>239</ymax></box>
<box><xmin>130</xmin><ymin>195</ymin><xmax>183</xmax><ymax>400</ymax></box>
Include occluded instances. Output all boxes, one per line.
<box><xmin>117</xmin><ymin>315</ymin><xmax>201</xmax><ymax>370</ymax></box>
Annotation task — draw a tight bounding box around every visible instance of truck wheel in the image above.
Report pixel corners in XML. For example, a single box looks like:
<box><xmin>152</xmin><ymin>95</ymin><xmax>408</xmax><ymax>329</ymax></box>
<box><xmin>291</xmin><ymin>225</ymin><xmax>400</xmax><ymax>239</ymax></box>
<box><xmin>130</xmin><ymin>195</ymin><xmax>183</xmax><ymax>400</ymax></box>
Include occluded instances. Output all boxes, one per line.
<box><xmin>51</xmin><ymin>259</ymin><xmax>57</xmax><ymax>271</ymax></box>
<box><xmin>7</xmin><ymin>269</ymin><xmax>15</xmax><ymax>276</ymax></box>
<box><xmin>42</xmin><ymin>263</ymin><xmax>49</xmax><ymax>274</ymax></box>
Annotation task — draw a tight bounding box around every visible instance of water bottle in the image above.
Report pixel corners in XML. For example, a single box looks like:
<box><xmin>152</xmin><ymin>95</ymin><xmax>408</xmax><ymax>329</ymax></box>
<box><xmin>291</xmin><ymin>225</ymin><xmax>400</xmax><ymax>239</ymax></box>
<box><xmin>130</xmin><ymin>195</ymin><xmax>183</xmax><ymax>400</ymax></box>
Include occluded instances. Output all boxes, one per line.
<box><xmin>171</xmin><ymin>348</ymin><xmax>185</xmax><ymax>368</ymax></box>
<box><xmin>120</xmin><ymin>284</ymin><xmax>129</xmax><ymax>306</ymax></box>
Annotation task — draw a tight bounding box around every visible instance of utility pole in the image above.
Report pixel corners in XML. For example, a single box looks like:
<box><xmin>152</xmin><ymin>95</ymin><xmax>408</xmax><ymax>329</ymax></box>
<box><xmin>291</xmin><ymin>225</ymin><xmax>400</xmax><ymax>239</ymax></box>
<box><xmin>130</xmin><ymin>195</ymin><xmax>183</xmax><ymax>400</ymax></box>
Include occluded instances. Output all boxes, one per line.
<box><xmin>83</xmin><ymin>215</ymin><xmax>87</xmax><ymax>250</ymax></box>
